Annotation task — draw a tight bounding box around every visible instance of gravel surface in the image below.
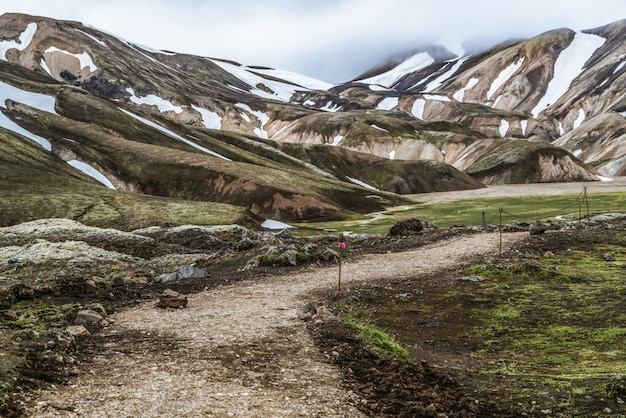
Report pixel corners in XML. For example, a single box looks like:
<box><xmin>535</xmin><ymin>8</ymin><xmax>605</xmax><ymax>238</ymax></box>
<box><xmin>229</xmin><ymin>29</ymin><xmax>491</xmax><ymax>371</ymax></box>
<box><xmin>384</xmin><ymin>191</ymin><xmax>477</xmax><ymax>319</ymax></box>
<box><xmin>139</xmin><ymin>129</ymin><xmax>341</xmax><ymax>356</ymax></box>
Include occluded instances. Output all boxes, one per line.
<box><xmin>23</xmin><ymin>232</ymin><xmax>525</xmax><ymax>417</ymax></box>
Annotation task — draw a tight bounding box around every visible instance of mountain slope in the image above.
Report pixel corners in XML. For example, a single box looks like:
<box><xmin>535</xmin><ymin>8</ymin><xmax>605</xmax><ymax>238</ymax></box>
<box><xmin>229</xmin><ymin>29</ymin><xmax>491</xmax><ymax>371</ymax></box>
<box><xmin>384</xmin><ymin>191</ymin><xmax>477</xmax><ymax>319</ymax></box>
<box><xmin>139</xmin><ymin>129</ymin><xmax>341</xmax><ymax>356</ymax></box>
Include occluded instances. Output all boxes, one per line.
<box><xmin>0</xmin><ymin>13</ymin><xmax>622</xmax><ymax>227</ymax></box>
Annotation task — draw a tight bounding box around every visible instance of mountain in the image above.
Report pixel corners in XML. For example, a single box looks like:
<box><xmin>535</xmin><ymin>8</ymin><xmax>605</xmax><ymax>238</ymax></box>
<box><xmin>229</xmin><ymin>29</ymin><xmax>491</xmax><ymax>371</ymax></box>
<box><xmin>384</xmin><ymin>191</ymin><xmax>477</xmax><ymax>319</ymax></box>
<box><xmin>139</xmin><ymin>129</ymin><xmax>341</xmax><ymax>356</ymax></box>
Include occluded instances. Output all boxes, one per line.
<box><xmin>0</xmin><ymin>13</ymin><xmax>623</xmax><ymax>228</ymax></box>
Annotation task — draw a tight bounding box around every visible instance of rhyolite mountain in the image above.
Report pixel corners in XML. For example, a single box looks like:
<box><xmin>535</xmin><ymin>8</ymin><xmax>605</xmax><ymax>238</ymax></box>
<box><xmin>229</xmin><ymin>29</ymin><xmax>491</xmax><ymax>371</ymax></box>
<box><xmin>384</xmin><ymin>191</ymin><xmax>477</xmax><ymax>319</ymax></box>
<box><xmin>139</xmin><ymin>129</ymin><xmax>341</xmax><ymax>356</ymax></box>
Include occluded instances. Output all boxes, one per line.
<box><xmin>0</xmin><ymin>12</ymin><xmax>623</xmax><ymax>228</ymax></box>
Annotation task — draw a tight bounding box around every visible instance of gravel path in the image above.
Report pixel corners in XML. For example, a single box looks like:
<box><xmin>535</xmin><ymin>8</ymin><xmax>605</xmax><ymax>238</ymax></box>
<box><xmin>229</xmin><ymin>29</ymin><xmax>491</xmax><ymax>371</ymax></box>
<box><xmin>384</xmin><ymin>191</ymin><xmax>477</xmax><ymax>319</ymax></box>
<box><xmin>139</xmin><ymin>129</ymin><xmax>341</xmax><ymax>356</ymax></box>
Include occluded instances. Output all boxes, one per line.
<box><xmin>25</xmin><ymin>232</ymin><xmax>525</xmax><ymax>417</ymax></box>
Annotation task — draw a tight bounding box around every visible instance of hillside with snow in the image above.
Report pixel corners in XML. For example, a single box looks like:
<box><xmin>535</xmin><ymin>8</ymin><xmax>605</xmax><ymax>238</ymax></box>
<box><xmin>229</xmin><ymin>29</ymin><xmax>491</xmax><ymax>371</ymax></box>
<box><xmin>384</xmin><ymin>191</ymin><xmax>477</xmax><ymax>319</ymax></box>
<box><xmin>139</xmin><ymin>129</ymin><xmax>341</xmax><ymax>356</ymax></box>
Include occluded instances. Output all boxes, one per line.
<box><xmin>0</xmin><ymin>12</ymin><xmax>624</xmax><ymax>227</ymax></box>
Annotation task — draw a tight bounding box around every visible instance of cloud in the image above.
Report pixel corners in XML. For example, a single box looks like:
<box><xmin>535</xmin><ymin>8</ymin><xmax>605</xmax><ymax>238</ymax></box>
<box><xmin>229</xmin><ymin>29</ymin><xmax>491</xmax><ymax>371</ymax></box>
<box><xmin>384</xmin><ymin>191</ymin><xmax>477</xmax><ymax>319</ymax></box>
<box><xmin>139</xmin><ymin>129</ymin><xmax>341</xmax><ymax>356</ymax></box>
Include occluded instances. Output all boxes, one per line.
<box><xmin>1</xmin><ymin>0</ymin><xmax>624</xmax><ymax>83</ymax></box>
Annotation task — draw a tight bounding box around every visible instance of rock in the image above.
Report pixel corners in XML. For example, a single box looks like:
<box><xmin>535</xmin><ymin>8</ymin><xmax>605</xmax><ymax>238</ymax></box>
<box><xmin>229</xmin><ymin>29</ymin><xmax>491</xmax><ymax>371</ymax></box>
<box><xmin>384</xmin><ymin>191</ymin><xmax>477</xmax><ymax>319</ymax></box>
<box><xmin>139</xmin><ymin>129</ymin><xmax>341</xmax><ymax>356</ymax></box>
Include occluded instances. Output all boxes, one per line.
<box><xmin>458</xmin><ymin>275</ymin><xmax>484</xmax><ymax>282</ymax></box>
<box><xmin>156</xmin><ymin>272</ymin><xmax>179</xmax><ymax>283</ymax></box>
<box><xmin>529</xmin><ymin>221</ymin><xmax>546</xmax><ymax>235</ymax></box>
<box><xmin>389</xmin><ymin>218</ymin><xmax>424</xmax><ymax>236</ymax></box>
<box><xmin>74</xmin><ymin>309</ymin><xmax>104</xmax><ymax>325</ymax></box>
<box><xmin>603</xmin><ymin>252</ymin><xmax>616</xmax><ymax>261</ymax></box>
<box><xmin>312</xmin><ymin>306</ymin><xmax>336</xmax><ymax>321</ymax></box>
<box><xmin>156</xmin><ymin>265</ymin><xmax>209</xmax><ymax>282</ymax></box>
<box><xmin>275</xmin><ymin>229</ymin><xmax>295</xmax><ymax>241</ymax></box>
<box><xmin>124</xmin><ymin>276</ymin><xmax>149</xmax><ymax>285</ymax></box>
<box><xmin>279</xmin><ymin>249</ymin><xmax>298</xmax><ymax>266</ymax></box>
<box><xmin>322</xmin><ymin>248</ymin><xmax>339</xmax><ymax>262</ymax></box>
<box><xmin>48</xmin><ymin>400</ymin><xmax>75</xmax><ymax>412</ymax></box>
<box><xmin>543</xmin><ymin>250</ymin><xmax>555</xmax><ymax>258</ymax></box>
<box><xmin>66</xmin><ymin>324</ymin><xmax>90</xmax><ymax>337</ymax></box>
<box><xmin>237</xmin><ymin>237</ymin><xmax>254</xmax><ymax>251</ymax></box>
<box><xmin>156</xmin><ymin>289</ymin><xmax>188</xmax><ymax>309</ymax></box>
<box><xmin>86</xmin><ymin>303</ymin><xmax>107</xmax><ymax>317</ymax></box>
<box><xmin>297</xmin><ymin>302</ymin><xmax>317</xmax><ymax>321</ymax></box>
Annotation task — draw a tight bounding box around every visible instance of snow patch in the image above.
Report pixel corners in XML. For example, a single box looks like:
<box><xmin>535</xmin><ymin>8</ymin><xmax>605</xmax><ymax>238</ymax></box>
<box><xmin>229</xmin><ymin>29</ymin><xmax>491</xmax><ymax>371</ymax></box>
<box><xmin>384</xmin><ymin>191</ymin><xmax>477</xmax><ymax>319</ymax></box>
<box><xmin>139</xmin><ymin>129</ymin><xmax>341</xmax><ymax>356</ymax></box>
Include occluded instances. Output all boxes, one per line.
<box><xmin>411</xmin><ymin>98</ymin><xmax>426</xmax><ymax>120</ymax></box>
<box><xmin>67</xmin><ymin>160</ymin><xmax>115</xmax><ymax>189</ymax></box>
<box><xmin>368</xmin><ymin>84</ymin><xmax>391</xmax><ymax>91</ymax></box>
<box><xmin>327</xmin><ymin>135</ymin><xmax>343</xmax><ymax>146</ymax></box>
<box><xmin>573</xmin><ymin>108</ymin><xmax>585</xmax><ymax>129</ymax></box>
<box><xmin>613</xmin><ymin>61</ymin><xmax>625</xmax><ymax>74</ymax></box>
<box><xmin>0</xmin><ymin>22</ymin><xmax>37</xmax><ymax>60</ymax></box>
<box><xmin>261</xmin><ymin>219</ymin><xmax>294</xmax><ymax>230</ymax></box>
<box><xmin>126</xmin><ymin>87</ymin><xmax>182</xmax><ymax>113</ymax></box>
<box><xmin>235</xmin><ymin>103</ymin><xmax>270</xmax><ymax>138</ymax></box>
<box><xmin>119</xmin><ymin>108</ymin><xmax>230</xmax><ymax>160</ymax></box>
<box><xmin>531</xmin><ymin>32</ymin><xmax>605</xmax><ymax>117</ymax></box>
<box><xmin>453</xmin><ymin>77</ymin><xmax>479</xmax><ymax>101</ymax></box>
<box><xmin>40</xmin><ymin>59</ymin><xmax>52</xmax><ymax>76</ymax></box>
<box><xmin>358</xmin><ymin>52</ymin><xmax>434</xmax><ymax>87</ymax></box>
<box><xmin>0</xmin><ymin>80</ymin><xmax>59</xmax><ymax>151</ymax></box>
<box><xmin>559</xmin><ymin>121</ymin><xmax>565</xmax><ymax>136</ymax></box>
<box><xmin>377</xmin><ymin>97</ymin><xmax>399</xmax><ymax>110</ymax></box>
<box><xmin>75</xmin><ymin>29</ymin><xmax>108</xmax><ymax>48</ymax></box>
<box><xmin>424</xmin><ymin>94</ymin><xmax>451</xmax><ymax>102</ymax></box>
<box><xmin>621</xmin><ymin>111</ymin><xmax>626</xmax><ymax>118</ymax></box>
<box><xmin>573</xmin><ymin>149</ymin><xmax>583</xmax><ymax>157</ymax></box>
<box><xmin>520</xmin><ymin>120</ymin><xmax>528</xmax><ymax>136</ymax></box>
<box><xmin>487</xmin><ymin>57</ymin><xmax>524</xmax><ymax>100</ymax></box>
<box><xmin>596</xmin><ymin>175</ymin><xmax>614</xmax><ymax>182</ymax></box>
<box><xmin>44</xmin><ymin>46</ymin><xmax>98</xmax><ymax>73</ymax></box>
<box><xmin>370</xmin><ymin>124</ymin><xmax>388</xmax><ymax>132</ymax></box>
<box><xmin>499</xmin><ymin>119</ymin><xmax>509</xmax><ymax>137</ymax></box>
<box><xmin>320</xmin><ymin>101</ymin><xmax>341</xmax><ymax>112</ymax></box>
<box><xmin>389</xmin><ymin>150</ymin><xmax>396</xmax><ymax>160</ymax></box>
<box><xmin>192</xmin><ymin>105</ymin><xmax>221</xmax><ymax>130</ymax></box>
<box><xmin>423</xmin><ymin>56</ymin><xmax>469</xmax><ymax>92</ymax></box>
<box><xmin>347</xmin><ymin>177</ymin><xmax>378</xmax><ymax>191</ymax></box>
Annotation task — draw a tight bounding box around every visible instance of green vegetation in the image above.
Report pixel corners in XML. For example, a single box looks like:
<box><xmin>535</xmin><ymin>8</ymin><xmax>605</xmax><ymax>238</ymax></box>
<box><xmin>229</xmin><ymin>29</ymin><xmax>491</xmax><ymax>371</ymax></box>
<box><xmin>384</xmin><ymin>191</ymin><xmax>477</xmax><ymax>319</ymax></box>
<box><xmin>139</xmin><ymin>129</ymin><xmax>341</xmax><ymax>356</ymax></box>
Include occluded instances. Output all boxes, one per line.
<box><xmin>1</xmin><ymin>300</ymin><xmax>80</xmax><ymax>334</ymax></box>
<box><xmin>339</xmin><ymin>306</ymin><xmax>411</xmax><ymax>361</ymax></box>
<box><xmin>293</xmin><ymin>191</ymin><xmax>626</xmax><ymax>234</ymax></box>
<box><xmin>339</xmin><ymin>229</ymin><xmax>626</xmax><ymax>414</ymax></box>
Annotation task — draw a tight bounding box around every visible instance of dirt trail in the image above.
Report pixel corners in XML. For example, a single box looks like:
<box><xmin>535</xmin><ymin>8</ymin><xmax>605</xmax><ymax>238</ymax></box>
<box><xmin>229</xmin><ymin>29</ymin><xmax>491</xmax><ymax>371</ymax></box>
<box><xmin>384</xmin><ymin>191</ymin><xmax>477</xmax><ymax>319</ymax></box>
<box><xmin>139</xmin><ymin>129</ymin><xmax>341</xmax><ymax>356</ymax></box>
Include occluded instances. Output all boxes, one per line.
<box><xmin>25</xmin><ymin>232</ymin><xmax>525</xmax><ymax>417</ymax></box>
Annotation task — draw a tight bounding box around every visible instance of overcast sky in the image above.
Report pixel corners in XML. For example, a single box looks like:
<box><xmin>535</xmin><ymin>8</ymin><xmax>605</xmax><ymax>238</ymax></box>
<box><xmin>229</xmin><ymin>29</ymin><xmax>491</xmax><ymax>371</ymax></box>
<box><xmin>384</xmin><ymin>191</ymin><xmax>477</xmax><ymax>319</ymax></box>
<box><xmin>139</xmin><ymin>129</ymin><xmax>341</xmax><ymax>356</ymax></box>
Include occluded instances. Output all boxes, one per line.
<box><xmin>1</xmin><ymin>0</ymin><xmax>624</xmax><ymax>83</ymax></box>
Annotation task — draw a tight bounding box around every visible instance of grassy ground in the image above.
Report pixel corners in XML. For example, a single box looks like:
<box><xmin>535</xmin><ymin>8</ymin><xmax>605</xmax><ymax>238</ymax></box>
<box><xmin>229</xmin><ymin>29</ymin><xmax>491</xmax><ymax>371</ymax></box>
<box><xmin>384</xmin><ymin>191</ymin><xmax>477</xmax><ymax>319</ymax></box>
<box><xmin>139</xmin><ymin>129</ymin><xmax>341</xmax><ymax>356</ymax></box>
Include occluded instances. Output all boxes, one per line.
<box><xmin>293</xmin><ymin>191</ymin><xmax>626</xmax><ymax>235</ymax></box>
<box><xmin>340</xmin><ymin>226</ymin><xmax>626</xmax><ymax>416</ymax></box>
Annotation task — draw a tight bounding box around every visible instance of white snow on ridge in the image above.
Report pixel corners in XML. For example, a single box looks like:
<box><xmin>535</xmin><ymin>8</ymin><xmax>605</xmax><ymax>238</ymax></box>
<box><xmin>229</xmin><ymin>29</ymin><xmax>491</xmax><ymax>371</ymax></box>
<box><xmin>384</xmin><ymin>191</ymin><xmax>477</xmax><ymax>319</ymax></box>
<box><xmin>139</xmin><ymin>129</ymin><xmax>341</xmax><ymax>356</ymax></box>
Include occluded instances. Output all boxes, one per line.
<box><xmin>521</xmin><ymin>120</ymin><xmax>528</xmax><ymax>136</ymax></box>
<box><xmin>573</xmin><ymin>108</ymin><xmax>585</xmax><ymax>129</ymax></box>
<box><xmin>248</xmin><ymin>67</ymin><xmax>332</xmax><ymax>91</ymax></box>
<box><xmin>377</xmin><ymin>97</ymin><xmax>399</xmax><ymax>110</ymax></box>
<box><xmin>126</xmin><ymin>87</ymin><xmax>182</xmax><ymax>114</ymax></box>
<box><xmin>44</xmin><ymin>46</ymin><xmax>98</xmax><ymax>73</ymax></box>
<box><xmin>411</xmin><ymin>98</ymin><xmax>426</xmax><ymax>120</ymax></box>
<box><xmin>0</xmin><ymin>23</ymin><xmax>37</xmax><ymax>60</ymax></box>
<box><xmin>613</xmin><ymin>61</ymin><xmax>625</xmax><ymax>74</ymax></box>
<box><xmin>423</xmin><ymin>94</ymin><xmax>451</xmax><ymax>102</ymax></box>
<box><xmin>321</xmin><ymin>101</ymin><xmax>341</xmax><ymax>112</ymax></box>
<box><xmin>118</xmin><ymin>108</ymin><xmax>230</xmax><ymax>160</ymax></box>
<box><xmin>75</xmin><ymin>29</ymin><xmax>108</xmax><ymax>48</ymax></box>
<box><xmin>453</xmin><ymin>77</ymin><xmax>479</xmax><ymax>102</ymax></box>
<box><xmin>0</xmin><ymin>80</ymin><xmax>59</xmax><ymax>151</ymax></box>
<box><xmin>235</xmin><ymin>103</ymin><xmax>270</xmax><ymax>138</ymax></box>
<box><xmin>210</xmin><ymin>59</ymin><xmax>311</xmax><ymax>102</ymax></box>
<box><xmin>192</xmin><ymin>105</ymin><xmax>221</xmax><ymax>130</ymax></box>
<box><xmin>487</xmin><ymin>57</ymin><xmax>524</xmax><ymax>100</ymax></box>
<box><xmin>347</xmin><ymin>176</ymin><xmax>378</xmax><ymax>191</ymax></box>
<box><xmin>358</xmin><ymin>52</ymin><xmax>435</xmax><ymax>87</ymax></box>
<box><xmin>67</xmin><ymin>160</ymin><xmax>115</xmax><ymax>189</ymax></box>
<box><xmin>423</xmin><ymin>56</ymin><xmax>470</xmax><ymax>93</ymax></box>
<box><xmin>531</xmin><ymin>32</ymin><xmax>605</xmax><ymax>118</ymax></box>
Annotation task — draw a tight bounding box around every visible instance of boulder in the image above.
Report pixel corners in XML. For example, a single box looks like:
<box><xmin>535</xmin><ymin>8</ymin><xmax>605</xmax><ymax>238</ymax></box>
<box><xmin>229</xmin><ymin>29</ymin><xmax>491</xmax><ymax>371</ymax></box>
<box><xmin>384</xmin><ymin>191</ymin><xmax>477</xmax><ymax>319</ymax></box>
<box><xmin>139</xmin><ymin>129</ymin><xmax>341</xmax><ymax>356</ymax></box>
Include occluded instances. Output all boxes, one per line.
<box><xmin>74</xmin><ymin>309</ymin><xmax>104</xmax><ymax>325</ymax></box>
<box><xmin>279</xmin><ymin>249</ymin><xmax>298</xmax><ymax>266</ymax></box>
<box><xmin>529</xmin><ymin>221</ymin><xmax>546</xmax><ymax>235</ymax></box>
<box><xmin>156</xmin><ymin>289</ymin><xmax>187</xmax><ymax>309</ymax></box>
<box><xmin>297</xmin><ymin>302</ymin><xmax>317</xmax><ymax>321</ymax></box>
<box><xmin>389</xmin><ymin>218</ymin><xmax>424</xmax><ymax>236</ymax></box>
<box><xmin>156</xmin><ymin>265</ymin><xmax>209</xmax><ymax>283</ymax></box>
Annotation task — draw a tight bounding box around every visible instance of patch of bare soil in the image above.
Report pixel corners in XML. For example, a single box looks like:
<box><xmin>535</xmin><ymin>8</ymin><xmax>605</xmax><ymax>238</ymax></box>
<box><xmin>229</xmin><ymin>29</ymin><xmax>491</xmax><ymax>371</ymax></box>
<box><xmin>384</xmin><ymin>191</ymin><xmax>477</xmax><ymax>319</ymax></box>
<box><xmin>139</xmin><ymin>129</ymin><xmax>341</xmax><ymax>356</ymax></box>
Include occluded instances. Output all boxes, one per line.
<box><xmin>11</xmin><ymin>230</ymin><xmax>523</xmax><ymax>417</ymax></box>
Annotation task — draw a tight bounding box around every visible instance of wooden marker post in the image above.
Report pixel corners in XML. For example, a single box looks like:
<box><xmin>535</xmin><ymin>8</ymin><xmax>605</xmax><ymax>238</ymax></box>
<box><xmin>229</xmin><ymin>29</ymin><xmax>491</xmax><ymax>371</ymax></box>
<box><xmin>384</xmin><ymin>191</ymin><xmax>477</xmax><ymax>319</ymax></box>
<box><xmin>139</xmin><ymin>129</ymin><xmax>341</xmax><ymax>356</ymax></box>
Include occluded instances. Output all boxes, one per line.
<box><xmin>338</xmin><ymin>234</ymin><xmax>346</xmax><ymax>299</ymax></box>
